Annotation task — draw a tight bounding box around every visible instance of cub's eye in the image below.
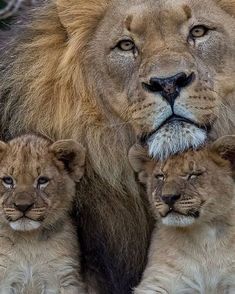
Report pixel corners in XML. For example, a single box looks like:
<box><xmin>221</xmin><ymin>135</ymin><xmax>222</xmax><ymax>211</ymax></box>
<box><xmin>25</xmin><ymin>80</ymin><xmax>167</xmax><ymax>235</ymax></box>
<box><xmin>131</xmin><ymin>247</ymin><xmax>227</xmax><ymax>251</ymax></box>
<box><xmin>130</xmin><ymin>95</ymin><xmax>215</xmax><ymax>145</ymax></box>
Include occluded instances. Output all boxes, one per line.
<box><xmin>117</xmin><ymin>39</ymin><xmax>135</xmax><ymax>51</ymax></box>
<box><xmin>190</xmin><ymin>25</ymin><xmax>209</xmax><ymax>38</ymax></box>
<box><xmin>2</xmin><ymin>176</ymin><xmax>14</xmax><ymax>187</ymax></box>
<box><xmin>37</xmin><ymin>177</ymin><xmax>50</xmax><ymax>188</ymax></box>
<box><xmin>155</xmin><ymin>174</ymin><xmax>165</xmax><ymax>181</ymax></box>
<box><xmin>188</xmin><ymin>172</ymin><xmax>203</xmax><ymax>180</ymax></box>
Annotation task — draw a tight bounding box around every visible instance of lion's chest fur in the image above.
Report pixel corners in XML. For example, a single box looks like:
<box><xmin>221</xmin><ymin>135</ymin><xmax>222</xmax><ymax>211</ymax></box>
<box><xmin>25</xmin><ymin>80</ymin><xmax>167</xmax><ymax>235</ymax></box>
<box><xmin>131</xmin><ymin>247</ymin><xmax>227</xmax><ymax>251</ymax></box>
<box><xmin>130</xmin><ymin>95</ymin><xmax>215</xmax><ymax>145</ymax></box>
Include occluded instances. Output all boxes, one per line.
<box><xmin>137</xmin><ymin>224</ymin><xmax>235</xmax><ymax>294</ymax></box>
<box><xmin>1</xmin><ymin>243</ymin><xmax>59</xmax><ymax>293</ymax></box>
<box><xmin>0</xmin><ymin>222</ymin><xmax>80</xmax><ymax>294</ymax></box>
<box><xmin>176</xmin><ymin>240</ymin><xmax>235</xmax><ymax>293</ymax></box>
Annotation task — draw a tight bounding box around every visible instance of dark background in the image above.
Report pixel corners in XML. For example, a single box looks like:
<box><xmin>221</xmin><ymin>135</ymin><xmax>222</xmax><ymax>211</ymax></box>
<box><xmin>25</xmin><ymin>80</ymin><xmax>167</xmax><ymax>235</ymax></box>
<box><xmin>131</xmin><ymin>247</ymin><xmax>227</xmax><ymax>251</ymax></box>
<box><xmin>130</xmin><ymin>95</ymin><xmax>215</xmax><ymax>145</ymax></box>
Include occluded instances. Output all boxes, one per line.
<box><xmin>0</xmin><ymin>0</ymin><xmax>38</xmax><ymax>30</ymax></box>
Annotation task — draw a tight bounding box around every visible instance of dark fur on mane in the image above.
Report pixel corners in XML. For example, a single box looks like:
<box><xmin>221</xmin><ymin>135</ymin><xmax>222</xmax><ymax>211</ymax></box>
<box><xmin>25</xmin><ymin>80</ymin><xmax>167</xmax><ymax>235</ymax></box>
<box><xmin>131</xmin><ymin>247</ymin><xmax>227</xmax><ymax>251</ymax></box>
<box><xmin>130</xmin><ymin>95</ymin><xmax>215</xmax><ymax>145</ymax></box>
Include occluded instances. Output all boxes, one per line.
<box><xmin>0</xmin><ymin>1</ymin><xmax>153</xmax><ymax>293</ymax></box>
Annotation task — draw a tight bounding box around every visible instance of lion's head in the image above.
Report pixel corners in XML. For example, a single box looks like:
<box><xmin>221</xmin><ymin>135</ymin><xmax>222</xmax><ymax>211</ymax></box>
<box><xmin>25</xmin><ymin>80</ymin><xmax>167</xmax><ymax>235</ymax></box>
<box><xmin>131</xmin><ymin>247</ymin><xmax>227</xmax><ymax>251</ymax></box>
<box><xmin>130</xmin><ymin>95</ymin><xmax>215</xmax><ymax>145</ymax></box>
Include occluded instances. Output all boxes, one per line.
<box><xmin>0</xmin><ymin>1</ymin><xmax>235</xmax><ymax>291</ymax></box>
<box><xmin>0</xmin><ymin>135</ymin><xmax>85</xmax><ymax>232</ymax></box>
<box><xmin>1</xmin><ymin>0</ymin><xmax>235</xmax><ymax>182</ymax></box>
<box><xmin>56</xmin><ymin>0</ymin><xmax>235</xmax><ymax>159</ymax></box>
<box><xmin>129</xmin><ymin>135</ymin><xmax>235</xmax><ymax>227</ymax></box>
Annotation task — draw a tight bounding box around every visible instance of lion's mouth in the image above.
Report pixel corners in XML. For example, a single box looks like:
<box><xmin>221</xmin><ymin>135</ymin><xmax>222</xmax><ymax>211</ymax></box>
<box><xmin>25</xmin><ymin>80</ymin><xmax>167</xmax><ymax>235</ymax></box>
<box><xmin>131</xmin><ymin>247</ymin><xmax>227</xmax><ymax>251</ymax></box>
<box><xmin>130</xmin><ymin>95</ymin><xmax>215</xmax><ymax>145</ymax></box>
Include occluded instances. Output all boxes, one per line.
<box><xmin>158</xmin><ymin>115</ymin><xmax>201</xmax><ymax>130</ymax></box>
<box><xmin>161</xmin><ymin>208</ymin><xmax>200</xmax><ymax>219</ymax></box>
<box><xmin>7</xmin><ymin>215</ymin><xmax>44</xmax><ymax>223</ymax></box>
<box><xmin>139</xmin><ymin>115</ymin><xmax>211</xmax><ymax>144</ymax></box>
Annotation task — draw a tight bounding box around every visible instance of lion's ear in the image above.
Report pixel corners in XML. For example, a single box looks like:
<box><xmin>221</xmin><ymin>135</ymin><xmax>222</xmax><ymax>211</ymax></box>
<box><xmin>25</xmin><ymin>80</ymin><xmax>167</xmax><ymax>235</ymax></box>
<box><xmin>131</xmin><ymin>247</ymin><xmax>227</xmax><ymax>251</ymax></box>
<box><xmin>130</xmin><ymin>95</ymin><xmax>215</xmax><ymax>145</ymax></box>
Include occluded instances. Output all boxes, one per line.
<box><xmin>50</xmin><ymin>140</ymin><xmax>86</xmax><ymax>182</ymax></box>
<box><xmin>211</xmin><ymin>136</ymin><xmax>235</xmax><ymax>170</ymax></box>
<box><xmin>128</xmin><ymin>144</ymin><xmax>151</xmax><ymax>184</ymax></box>
<box><xmin>217</xmin><ymin>0</ymin><xmax>235</xmax><ymax>16</ymax></box>
<box><xmin>0</xmin><ymin>141</ymin><xmax>7</xmax><ymax>161</ymax></box>
<box><xmin>56</xmin><ymin>0</ymin><xmax>109</xmax><ymax>34</ymax></box>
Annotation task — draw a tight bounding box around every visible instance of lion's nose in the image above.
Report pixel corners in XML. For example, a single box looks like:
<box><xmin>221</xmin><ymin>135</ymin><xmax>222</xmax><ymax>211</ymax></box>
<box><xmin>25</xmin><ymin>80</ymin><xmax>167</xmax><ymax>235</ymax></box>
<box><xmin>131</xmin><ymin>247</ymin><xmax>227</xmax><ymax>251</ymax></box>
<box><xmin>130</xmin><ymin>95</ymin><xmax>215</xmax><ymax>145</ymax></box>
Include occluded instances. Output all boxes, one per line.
<box><xmin>144</xmin><ymin>72</ymin><xmax>195</xmax><ymax>107</ymax></box>
<box><xmin>14</xmin><ymin>203</ymin><xmax>34</xmax><ymax>213</ymax></box>
<box><xmin>14</xmin><ymin>192</ymin><xmax>34</xmax><ymax>213</ymax></box>
<box><xmin>160</xmin><ymin>194</ymin><xmax>181</xmax><ymax>206</ymax></box>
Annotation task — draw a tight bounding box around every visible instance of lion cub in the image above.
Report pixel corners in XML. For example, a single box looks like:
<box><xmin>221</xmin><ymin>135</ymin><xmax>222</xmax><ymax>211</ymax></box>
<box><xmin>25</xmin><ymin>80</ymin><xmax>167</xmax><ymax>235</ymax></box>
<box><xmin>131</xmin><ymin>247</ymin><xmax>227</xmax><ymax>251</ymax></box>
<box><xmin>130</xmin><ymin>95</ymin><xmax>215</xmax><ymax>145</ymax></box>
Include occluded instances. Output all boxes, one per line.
<box><xmin>0</xmin><ymin>135</ymin><xmax>86</xmax><ymax>293</ymax></box>
<box><xmin>129</xmin><ymin>136</ymin><xmax>235</xmax><ymax>294</ymax></box>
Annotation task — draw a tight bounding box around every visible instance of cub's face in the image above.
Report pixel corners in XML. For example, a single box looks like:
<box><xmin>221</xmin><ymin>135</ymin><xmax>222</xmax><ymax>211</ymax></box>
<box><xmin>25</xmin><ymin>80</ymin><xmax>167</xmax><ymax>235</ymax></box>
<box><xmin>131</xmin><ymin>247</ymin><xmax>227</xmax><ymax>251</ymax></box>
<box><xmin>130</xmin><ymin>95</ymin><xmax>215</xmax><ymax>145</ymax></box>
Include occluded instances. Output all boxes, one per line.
<box><xmin>129</xmin><ymin>136</ymin><xmax>235</xmax><ymax>227</ymax></box>
<box><xmin>147</xmin><ymin>151</ymin><xmax>234</xmax><ymax>227</ymax></box>
<box><xmin>0</xmin><ymin>135</ymin><xmax>85</xmax><ymax>232</ymax></box>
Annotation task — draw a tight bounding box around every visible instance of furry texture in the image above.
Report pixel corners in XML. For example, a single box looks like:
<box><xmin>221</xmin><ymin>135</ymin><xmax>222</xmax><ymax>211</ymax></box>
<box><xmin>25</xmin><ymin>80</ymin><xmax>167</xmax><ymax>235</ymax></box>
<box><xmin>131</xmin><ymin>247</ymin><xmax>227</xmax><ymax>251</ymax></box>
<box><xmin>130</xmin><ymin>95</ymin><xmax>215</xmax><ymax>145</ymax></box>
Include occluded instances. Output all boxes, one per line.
<box><xmin>0</xmin><ymin>134</ymin><xmax>85</xmax><ymax>293</ymax></box>
<box><xmin>130</xmin><ymin>136</ymin><xmax>235</xmax><ymax>293</ymax></box>
<box><xmin>0</xmin><ymin>0</ymin><xmax>39</xmax><ymax>20</ymax></box>
<box><xmin>0</xmin><ymin>0</ymin><xmax>235</xmax><ymax>293</ymax></box>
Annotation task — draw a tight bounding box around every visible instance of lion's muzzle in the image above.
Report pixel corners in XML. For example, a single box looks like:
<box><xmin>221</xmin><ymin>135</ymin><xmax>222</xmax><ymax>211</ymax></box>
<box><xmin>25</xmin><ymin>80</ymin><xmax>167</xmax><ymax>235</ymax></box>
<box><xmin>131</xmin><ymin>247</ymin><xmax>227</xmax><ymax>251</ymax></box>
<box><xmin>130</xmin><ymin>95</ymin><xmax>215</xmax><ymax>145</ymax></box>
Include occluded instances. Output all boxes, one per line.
<box><xmin>143</xmin><ymin>72</ymin><xmax>195</xmax><ymax>108</ymax></box>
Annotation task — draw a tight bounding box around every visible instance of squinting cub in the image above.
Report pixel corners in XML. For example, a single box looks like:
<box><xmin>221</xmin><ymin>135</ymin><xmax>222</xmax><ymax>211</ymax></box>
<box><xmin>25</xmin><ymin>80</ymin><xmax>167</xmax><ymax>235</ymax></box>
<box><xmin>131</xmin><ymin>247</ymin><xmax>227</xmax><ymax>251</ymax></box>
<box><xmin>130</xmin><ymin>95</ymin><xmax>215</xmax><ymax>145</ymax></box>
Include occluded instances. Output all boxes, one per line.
<box><xmin>129</xmin><ymin>136</ymin><xmax>235</xmax><ymax>294</ymax></box>
<box><xmin>0</xmin><ymin>135</ymin><xmax>86</xmax><ymax>294</ymax></box>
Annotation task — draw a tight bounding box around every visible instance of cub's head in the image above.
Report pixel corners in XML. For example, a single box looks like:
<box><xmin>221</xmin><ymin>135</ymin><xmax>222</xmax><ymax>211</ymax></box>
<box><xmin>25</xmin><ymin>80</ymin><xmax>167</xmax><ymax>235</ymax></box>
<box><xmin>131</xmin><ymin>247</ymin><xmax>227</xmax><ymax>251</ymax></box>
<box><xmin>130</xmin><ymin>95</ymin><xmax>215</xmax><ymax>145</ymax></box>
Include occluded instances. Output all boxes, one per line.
<box><xmin>0</xmin><ymin>135</ymin><xmax>85</xmax><ymax>232</ymax></box>
<box><xmin>129</xmin><ymin>136</ymin><xmax>235</xmax><ymax>227</ymax></box>
<box><xmin>58</xmin><ymin>0</ymin><xmax>235</xmax><ymax>159</ymax></box>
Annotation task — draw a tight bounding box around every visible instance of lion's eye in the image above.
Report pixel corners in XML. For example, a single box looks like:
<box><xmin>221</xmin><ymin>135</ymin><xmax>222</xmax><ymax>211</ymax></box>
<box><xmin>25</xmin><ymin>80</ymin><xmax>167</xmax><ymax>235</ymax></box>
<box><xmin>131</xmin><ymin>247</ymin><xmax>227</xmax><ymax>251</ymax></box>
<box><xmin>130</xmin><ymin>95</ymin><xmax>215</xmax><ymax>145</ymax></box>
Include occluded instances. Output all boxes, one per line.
<box><xmin>37</xmin><ymin>177</ymin><xmax>50</xmax><ymax>188</ymax></box>
<box><xmin>155</xmin><ymin>174</ymin><xmax>165</xmax><ymax>181</ymax></box>
<box><xmin>188</xmin><ymin>172</ymin><xmax>203</xmax><ymax>180</ymax></box>
<box><xmin>190</xmin><ymin>25</ymin><xmax>208</xmax><ymax>38</ymax></box>
<box><xmin>117</xmin><ymin>39</ymin><xmax>135</xmax><ymax>51</ymax></box>
<box><xmin>2</xmin><ymin>176</ymin><xmax>14</xmax><ymax>187</ymax></box>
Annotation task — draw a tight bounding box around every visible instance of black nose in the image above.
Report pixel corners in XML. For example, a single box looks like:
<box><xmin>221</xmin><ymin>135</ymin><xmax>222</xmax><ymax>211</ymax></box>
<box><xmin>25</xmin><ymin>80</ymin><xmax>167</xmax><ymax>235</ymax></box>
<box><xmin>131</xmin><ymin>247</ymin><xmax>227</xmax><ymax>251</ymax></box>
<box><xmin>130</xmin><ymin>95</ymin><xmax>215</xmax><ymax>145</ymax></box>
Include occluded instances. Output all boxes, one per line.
<box><xmin>14</xmin><ymin>203</ymin><xmax>34</xmax><ymax>213</ymax></box>
<box><xmin>160</xmin><ymin>194</ymin><xmax>181</xmax><ymax>206</ymax></box>
<box><xmin>144</xmin><ymin>72</ymin><xmax>195</xmax><ymax>107</ymax></box>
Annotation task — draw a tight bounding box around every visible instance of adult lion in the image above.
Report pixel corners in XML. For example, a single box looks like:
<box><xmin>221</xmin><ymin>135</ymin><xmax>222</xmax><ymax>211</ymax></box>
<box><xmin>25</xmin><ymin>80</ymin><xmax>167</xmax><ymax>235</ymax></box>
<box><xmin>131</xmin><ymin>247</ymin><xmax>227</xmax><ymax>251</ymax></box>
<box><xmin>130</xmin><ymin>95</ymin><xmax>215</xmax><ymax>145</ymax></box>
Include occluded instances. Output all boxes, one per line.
<box><xmin>0</xmin><ymin>0</ymin><xmax>235</xmax><ymax>293</ymax></box>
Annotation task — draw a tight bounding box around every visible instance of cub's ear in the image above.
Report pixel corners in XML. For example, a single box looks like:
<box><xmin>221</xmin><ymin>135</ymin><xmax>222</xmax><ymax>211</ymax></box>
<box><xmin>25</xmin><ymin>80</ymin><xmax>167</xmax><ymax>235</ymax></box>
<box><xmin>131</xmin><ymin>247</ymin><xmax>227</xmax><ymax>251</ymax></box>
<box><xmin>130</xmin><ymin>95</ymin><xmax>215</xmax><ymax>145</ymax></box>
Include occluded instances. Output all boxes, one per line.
<box><xmin>217</xmin><ymin>0</ymin><xmax>235</xmax><ymax>16</ymax></box>
<box><xmin>128</xmin><ymin>144</ymin><xmax>152</xmax><ymax>184</ymax></box>
<box><xmin>50</xmin><ymin>140</ymin><xmax>86</xmax><ymax>182</ymax></box>
<box><xmin>211</xmin><ymin>135</ymin><xmax>235</xmax><ymax>169</ymax></box>
<box><xmin>0</xmin><ymin>141</ymin><xmax>7</xmax><ymax>161</ymax></box>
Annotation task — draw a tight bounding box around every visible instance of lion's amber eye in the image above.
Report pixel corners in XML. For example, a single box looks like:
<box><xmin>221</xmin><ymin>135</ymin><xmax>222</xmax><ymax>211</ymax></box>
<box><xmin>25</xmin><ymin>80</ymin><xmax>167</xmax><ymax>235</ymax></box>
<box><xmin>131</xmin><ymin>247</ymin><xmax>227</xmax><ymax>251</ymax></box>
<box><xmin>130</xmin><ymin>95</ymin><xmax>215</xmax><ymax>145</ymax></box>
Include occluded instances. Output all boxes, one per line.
<box><xmin>2</xmin><ymin>176</ymin><xmax>14</xmax><ymax>186</ymax></box>
<box><xmin>155</xmin><ymin>174</ymin><xmax>165</xmax><ymax>181</ymax></box>
<box><xmin>37</xmin><ymin>177</ymin><xmax>50</xmax><ymax>188</ymax></box>
<box><xmin>117</xmin><ymin>39</ymin><xmax>135</xmax><ymax>51</ymax></box>
<box><xmin>188</xmin><ymin>172</ymin><xmax>203</xmax><ymax>180</ymax></box>
<box><xmin>190</xmin><ymin>25</ymin><xmax>208</xmax><ymax>38</ymax></box>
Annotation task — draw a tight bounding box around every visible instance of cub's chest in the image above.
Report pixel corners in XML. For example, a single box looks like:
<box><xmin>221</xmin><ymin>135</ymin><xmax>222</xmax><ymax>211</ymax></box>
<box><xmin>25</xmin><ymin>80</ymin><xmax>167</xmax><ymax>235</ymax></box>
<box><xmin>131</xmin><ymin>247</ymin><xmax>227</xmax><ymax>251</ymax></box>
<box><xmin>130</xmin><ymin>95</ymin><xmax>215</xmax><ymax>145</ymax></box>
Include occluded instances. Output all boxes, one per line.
<box><xmin>0</xmin><ymin>238</ymin><xmax>61</xmax><ymax>293</ymax></box>
<box><xmin>179</xmin><ymin>239</ymin><xmax>235</xmax><ymax>293</ymax></box>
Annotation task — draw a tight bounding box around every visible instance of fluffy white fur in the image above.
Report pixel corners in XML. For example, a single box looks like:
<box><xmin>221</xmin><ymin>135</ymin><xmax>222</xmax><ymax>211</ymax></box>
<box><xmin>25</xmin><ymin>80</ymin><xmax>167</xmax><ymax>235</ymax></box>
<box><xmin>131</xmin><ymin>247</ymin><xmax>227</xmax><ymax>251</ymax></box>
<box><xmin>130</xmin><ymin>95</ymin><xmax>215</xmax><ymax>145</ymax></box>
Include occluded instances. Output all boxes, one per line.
<box><xmin>161</xmin><ymin>213</ymin><xmax>196</xmax><ymax>227</ymax></box>
<box><xmin>10</xmin><ymin>219</ymin><xmax>41</xmax><ymax>231</ymax></box>
<box><xmin>147</xmin><ymin>122</ymin><xmax>207</xmax><ymax>160</ymax></box>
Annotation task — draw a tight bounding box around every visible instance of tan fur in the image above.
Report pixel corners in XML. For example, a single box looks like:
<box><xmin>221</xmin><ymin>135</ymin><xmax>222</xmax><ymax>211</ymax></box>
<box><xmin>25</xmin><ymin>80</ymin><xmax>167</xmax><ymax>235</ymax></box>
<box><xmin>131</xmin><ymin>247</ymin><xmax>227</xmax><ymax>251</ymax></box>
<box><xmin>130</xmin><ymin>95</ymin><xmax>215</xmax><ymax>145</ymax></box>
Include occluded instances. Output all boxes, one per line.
<box><xmin>0</xmin><ymin>0</ymin><xmax>235</xmax><ymax>292</ymax></box>
<box><xmin>0</xmin><ymin>135</ymin><xmax>86</xmax><ymax>293</ymax></box>
<box><xmin>129</xmin><ymin>136</ymin><xmax>235</xmax><ymax>293</ymax></box>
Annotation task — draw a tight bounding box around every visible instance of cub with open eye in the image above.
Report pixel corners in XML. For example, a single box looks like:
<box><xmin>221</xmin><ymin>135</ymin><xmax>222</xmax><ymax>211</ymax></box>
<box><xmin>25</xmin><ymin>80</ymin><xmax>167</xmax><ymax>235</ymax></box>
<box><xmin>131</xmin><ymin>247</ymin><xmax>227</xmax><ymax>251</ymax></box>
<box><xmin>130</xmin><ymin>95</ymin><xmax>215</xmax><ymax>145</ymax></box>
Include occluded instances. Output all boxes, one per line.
<box><xmin>129</xmin><ymin>136</ymin><xmax>235</xmax><ymax>294</ymax></box>
<box><xmin>0</xmin><ymin>134</ymin><xmax>86</xmax><ymax>293</ymax></box>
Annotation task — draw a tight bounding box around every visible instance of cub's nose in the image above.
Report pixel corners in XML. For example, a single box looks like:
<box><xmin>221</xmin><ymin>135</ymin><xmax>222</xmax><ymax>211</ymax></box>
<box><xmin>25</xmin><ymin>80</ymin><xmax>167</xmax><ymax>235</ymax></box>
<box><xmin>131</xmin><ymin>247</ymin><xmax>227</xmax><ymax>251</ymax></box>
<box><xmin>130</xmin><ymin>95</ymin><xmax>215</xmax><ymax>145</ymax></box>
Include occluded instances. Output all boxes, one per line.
<box><xmin>14</xmin><ymin>202</ymin><xmax>34</xmax><ymax>213</ymax></box>
<box><xmin>143</xmin><ymin>72</ymin><xmax>195</xmax><ymax>107</ymax></box>
<box><xmin>160</xmin><ymin>194</ymin><xmax>181</xmax><ymax>206</ymax></box>
<box><xmin>14</xmin><ymin>192</ymin><xmax>34</xmax><ymax>213</ymax></box>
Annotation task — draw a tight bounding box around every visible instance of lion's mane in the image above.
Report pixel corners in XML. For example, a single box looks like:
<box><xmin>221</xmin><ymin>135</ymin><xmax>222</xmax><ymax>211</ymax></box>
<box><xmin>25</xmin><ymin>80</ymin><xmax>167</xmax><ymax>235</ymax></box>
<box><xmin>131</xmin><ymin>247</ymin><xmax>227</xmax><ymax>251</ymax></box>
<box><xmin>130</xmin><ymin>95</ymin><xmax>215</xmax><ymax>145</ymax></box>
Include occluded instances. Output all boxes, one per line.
<box><xmin>0</xmin><ymin>1</ymin><xmax>152</xmax><ymax>293</ymax></box>
<box><xmin>0</xmin><ymin>0</ymin><xmax>235</xmax><ymax>293</ymax></box>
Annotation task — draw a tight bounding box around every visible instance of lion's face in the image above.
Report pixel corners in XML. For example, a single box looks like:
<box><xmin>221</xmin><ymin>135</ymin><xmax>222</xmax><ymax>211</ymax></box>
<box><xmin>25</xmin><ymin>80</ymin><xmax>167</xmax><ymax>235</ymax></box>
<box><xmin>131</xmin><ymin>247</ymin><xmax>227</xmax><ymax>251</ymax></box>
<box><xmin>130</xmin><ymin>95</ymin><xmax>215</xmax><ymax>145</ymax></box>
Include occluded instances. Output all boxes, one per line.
<box><xmin>129</xmin><ymin>136</ymin><xmax>235</xmax><ymax>227</ymax></box>
<box><xmin>0</xmin><ymin>135</ymin><xmax>85</xmax><ymax>232</ymax></box>
<box><xmin>147</xmin><ymin>150</ymin><xmax>234</xmax><ymax>227</ymax></box>
<box><xmin>86</xmin><ymin>0</ymin><xmax>235</xmax><ymax>159</ymax></box>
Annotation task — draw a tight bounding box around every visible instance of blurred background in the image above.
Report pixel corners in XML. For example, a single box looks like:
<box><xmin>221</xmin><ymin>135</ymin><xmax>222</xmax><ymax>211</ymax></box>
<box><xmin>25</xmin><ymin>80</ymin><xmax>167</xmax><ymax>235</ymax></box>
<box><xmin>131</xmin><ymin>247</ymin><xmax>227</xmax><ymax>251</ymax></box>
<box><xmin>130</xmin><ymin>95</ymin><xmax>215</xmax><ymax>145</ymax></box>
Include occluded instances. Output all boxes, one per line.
<box><xmin>0</xmin><ymin>0</ymin><xmax>38</xmax><ymax>29</ymax></box>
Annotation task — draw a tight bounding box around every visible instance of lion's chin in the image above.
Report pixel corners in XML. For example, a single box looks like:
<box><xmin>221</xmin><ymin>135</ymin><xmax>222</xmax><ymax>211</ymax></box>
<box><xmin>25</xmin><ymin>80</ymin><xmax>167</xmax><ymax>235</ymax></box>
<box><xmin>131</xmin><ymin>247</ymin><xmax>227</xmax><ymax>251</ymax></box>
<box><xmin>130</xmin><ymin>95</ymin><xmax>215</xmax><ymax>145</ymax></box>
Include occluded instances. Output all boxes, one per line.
<box><xmin>147</xmin><ymin>122</ymin><xmax>207</xmax><ymax>160</ymax></box>
<box><xmin>10</xmin><ymin>218</ymin><xmax>41</xmax><ymax>232</ymax></box>
<box><xmin>162</xmin><ymin>212</ymin><xmax>196</xmax><ymax>227</ymax></box>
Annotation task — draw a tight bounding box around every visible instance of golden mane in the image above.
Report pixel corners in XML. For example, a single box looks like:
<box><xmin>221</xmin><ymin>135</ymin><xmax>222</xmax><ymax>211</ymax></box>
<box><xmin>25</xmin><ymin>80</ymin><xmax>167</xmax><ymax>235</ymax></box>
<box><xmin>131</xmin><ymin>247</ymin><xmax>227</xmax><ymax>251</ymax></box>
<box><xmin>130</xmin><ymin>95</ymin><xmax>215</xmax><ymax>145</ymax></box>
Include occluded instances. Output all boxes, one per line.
<box><xmin>0</xmin><ymin>0</ymin><xmax>139</xmax><ymax>194</ymax></box>
<box><xmin>0</xmin><ymin>0</ymin><xmax>235</xmax><ymax>292</ymax></box>
<box><xmin>0</xmin><ymin>3</ymin><xmax>152</xmax><ymax>291</ymax></box>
